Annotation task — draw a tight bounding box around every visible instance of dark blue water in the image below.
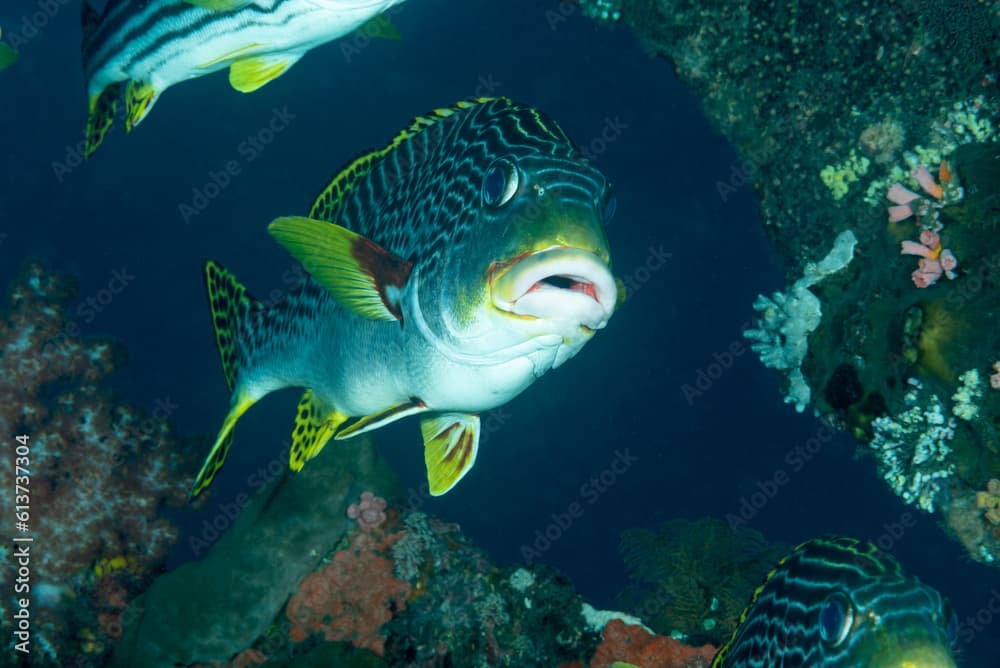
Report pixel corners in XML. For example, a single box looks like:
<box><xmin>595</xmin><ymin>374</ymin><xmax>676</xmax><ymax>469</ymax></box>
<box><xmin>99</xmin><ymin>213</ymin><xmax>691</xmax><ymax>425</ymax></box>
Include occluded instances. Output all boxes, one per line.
<box><xmin>2</xmin><ymin>0</ymin><xmax>998</xmax><ymax>664</ymax></box>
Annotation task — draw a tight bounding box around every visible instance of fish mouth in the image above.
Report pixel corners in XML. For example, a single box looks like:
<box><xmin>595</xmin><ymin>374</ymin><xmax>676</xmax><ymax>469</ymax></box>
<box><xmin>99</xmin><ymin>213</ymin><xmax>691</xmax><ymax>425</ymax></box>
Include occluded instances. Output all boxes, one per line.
<box><xmin>489</xmin><ymin>247</ymin><xmax>616</xmax><ymax>330</ymax></box>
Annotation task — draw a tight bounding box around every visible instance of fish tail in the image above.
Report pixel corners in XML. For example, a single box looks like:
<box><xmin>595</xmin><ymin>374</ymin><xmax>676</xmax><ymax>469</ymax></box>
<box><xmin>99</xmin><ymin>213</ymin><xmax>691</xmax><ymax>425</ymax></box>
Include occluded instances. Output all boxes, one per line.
<box><xmin>81</xmin><ymin>0</ymin><xmax>100</xmax><ymax>42</ymax></box>
<box><xmin>85</xmin><ymin>82</ymin><xmax>120</xmax><ymax>159</ymax></box>
<box><xmin>190</xmin><ymin>260</ymin><xmax>265</xmax><ymax>499</ymax></box>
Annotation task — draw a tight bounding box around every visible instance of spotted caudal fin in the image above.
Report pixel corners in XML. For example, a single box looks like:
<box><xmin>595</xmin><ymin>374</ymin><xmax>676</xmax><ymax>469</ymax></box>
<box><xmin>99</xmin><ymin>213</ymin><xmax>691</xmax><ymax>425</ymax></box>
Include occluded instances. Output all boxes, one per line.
<box><xmin>421</xmin><ymin>413</ymin><xmax>480</xmax><ymax>495</ymax></box>
<box><xmin>288</xmin><ymin>390</ymin><xmax>349</xmax><ymax>471</ymax></box>
<box><xmin>82</xmin><ymin>0</ymin><xmax>118</xmax><ymax>158</ymax></box>
<box><xmin>85</xmin><ymin>83</ymin><xmax>121</xmax><ymax>158</ymax></box>
<box><xmin>190</xmin><ymin>261</ymin><xmax>263</xmax><ymax>499</ymax></box>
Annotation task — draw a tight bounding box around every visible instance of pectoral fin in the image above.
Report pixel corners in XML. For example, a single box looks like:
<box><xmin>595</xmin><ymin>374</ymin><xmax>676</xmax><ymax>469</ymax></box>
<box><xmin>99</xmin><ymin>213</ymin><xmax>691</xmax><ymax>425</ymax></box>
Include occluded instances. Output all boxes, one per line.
<box><xmin>269</xmin><ymin>216</ymin><xmax>413</xmax><ymax>322</ymax></box>
<box><xmin>335</xmin><ymin>399</ymin><xmax>427</xmax><ymax>440</ymax></box>
<box><xmin>615</xmin><ymin>276</ymin><xmax>627</xmax><ymax>306</ymax></box>
<box><xmin>184</xmin><ymin>0</ymin><xmax>254</xmax><ymax>10</ymax></box>
<box><xmin>229</xmin><ymin>52</ymin><xmax>302</xmax><ymax>93</ymax></box>
<box><xmin>124</xmin><ymin>80</ymin><xmax>160</xmax><ymax>132</ymax></box>
<box><xmin>289</xmin><ymin>390</ymin><xmax>349</xmax><ymax>471</ymax></box>
<box><xmin>421</xmin><ymin>413</ymin><xmax>480</xmax><ymax>496</ymax></box>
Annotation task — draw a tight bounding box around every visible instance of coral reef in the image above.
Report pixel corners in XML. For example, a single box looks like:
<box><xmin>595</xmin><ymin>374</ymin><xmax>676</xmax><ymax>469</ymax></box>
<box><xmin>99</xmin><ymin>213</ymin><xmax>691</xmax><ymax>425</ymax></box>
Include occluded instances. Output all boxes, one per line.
<box><xmin>0</xmin><ymin>264</ymin><xmax>193</xmax><ymax>664</ymax></box>
<box><xmin>347</xmin><ymin>491</ymin><xmax>388</xmax><ymax>532</ymax></box>
<box><xmin>286</xmin><ymin>517</ymin><xmax>410</xmax><ymax>654</ymax></box>
<box><xmin>584</xmin><ymin>619</ymin><xmax>715</xmax><ymax>668</ymax></box>
<box><xmin>616</xmin><ymin>517</ymin><xmax>784</xmax><ymax>646</ymax></box>
<box><xmin>611</xmin><ymin>0</ymin><xmax>1000</xmax><ymax>565</ymax></box>
<box><xmin>869</xmin><ymin>379</ymin><xmax>957</xmax><ymax>513</ymax></box>
<box><xmin>976</xmin><ymin>478</ymin><xmax>1000</xmax><ymax>524</ymax></box>
<box><xmin>115</xmin><ymin>484</ymin><xmax>723</xmax><ymax>668</ymax></box>
<box><xmin>744</xmin><ymin>230</ymin><xmax>857</xmax><ymax>412</ymax></box>
<box><xmin>110</xmin><ymin>432</ymin><xmax>396</xmax><ymax>667</ymax></box>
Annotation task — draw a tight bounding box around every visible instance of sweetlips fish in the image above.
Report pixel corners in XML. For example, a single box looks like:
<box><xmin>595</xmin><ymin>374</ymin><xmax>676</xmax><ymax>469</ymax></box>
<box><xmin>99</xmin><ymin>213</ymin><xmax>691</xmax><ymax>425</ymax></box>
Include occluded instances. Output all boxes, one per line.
<box><xmin>80</xmin><ymin>0</ymin><xmax>405</xmax><ymax>157</ymax></box>
<box><xmin>191</xmin><ymin>97</ymin><xmax>620</xmax><ymax>499</ymax></box>
<box><xmin>713</xmin><ymin>536</ymin><xmax>958</xmax><ymax>668</ymax></box>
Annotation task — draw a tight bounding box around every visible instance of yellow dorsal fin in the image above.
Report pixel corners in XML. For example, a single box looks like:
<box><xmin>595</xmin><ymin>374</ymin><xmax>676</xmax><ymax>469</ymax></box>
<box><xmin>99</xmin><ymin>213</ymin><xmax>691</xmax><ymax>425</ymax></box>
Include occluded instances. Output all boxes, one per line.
<box><xmin>335</xmin><ymin>399</ymin><xmax>427</xmax><ymax>440</ymax></box>
<box><xmin>268</xmin><ymin>216</ymin><xmax>413</xmax><ymax>321</ymax></box>
<box><xmin>309</xmin><ymin>97</ymin><xmax>501</xmax><ymax>222</ymax></box>
<box><xmin>288</xmin><ymin>390</ymin><xmax>349</xmax><ymax>471</ymax></box>
<box><xmin>228</xmin><ymin>52</ymin><xmax>301</xmax><ymax>93</ymax></box>
<box><xmin>421</xmin><ymin>413</ymin><xmax>480</xmax><ymax>496</ymax></box>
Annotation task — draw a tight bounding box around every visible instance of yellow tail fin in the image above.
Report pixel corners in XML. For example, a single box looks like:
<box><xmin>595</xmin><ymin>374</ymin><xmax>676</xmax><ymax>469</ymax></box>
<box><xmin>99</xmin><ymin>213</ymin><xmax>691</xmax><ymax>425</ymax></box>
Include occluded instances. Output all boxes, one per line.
<box><xmin>190</xmin><ymin>394</ymin><xmax>256</xmax><ymax>499</ymax></box>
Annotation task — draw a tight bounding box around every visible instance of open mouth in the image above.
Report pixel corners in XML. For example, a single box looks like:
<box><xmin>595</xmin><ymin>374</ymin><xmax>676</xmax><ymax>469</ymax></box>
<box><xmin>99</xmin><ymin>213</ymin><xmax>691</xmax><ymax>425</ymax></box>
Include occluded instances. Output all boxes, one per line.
<box><xmin>489</xmin><ymin>247</ymin><xmax>616</xmax><ymax>330</ymax></box>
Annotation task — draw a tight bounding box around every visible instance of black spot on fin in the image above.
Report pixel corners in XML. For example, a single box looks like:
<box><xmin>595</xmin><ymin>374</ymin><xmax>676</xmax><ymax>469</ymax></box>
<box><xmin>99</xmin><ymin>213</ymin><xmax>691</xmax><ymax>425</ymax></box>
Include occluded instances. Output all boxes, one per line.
<box><xmin>85</xmin><ymin>82</ymin><xmax>121</xmax><ymax>159</ymax></box>
<box><xmin>288</xmin><ymin>390</ymin><xmax>348</xmax><ymax>472</ymax></box>
<box><xmin>203</xmin><ymin>260</ymin><xmax>259</xmax><ymax>391</ymax></box>
<box><xmin>190</xmin><ymin>261</ymin><xmax>263</xmax><ymax>500</ymax></box>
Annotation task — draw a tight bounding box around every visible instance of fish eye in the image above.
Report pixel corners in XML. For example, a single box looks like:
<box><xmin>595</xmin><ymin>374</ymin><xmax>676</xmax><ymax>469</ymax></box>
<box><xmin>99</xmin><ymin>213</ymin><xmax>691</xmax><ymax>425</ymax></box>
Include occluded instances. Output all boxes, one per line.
<box><xmin>943</xmin><ymin>599</ymin><xmax>958</xmax><ymax>645</ymax></box>
<box><xmin>602</xmin><ymin>186</ymin><xmax>617</xmax><ymax>224</ymax></box>
<box><xmin>818</xmin><ymin>593</ymin><xmax>854</xmax><ymax>646</ymax></box>
<box><xmin>483</xmin><ymin>158</ymin><xmax>519</xmax><ymax>208</ymax></box>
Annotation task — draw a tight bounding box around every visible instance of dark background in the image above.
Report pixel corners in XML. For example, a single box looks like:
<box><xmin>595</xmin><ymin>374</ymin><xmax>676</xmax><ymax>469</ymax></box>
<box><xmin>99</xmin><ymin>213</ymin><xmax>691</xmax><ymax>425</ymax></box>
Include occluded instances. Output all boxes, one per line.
<box><xmin>1</xmin><ymin>0</ymin><xmax>998</xmax><ymax>663</ymax></box>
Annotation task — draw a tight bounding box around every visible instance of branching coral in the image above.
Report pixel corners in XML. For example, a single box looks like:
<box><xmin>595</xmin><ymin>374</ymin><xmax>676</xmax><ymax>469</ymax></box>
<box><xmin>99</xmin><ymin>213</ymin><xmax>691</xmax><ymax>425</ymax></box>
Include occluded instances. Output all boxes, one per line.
<box><xmin>869</xmin><ymin>379</ymin><xmax>957</xmax><ymax>513</ymax></box>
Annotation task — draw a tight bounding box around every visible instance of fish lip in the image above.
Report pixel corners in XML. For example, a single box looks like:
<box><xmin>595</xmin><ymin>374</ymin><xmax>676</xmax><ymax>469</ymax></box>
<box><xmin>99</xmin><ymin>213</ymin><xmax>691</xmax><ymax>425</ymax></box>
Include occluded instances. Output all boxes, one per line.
<box><xmin>489</xmin><ymin>246</ymin><xmax>616</xmax><ymax>329</ymax></box>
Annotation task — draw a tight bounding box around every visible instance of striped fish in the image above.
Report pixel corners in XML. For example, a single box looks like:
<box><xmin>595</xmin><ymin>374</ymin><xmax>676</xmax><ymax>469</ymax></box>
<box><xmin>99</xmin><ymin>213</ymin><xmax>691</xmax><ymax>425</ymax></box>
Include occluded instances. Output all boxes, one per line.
<box><xmin>713</xmin><ymin>536</ymin><xmax>958</xmax><ymax>668</ymax></box>
<box><xmin>81</xmin><ymin>0</ymin><xmax>405</xmax><ymax>157</ymax></box>
<box><xmin>190</xmin><ymin>97</ymin><xmax>619</xmax><ymax>499</ymax></box>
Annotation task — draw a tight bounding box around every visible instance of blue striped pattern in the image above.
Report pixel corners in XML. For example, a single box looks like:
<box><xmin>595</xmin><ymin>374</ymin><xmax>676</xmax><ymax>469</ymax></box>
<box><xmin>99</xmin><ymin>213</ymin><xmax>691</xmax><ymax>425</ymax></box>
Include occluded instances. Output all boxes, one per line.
<box><xmin>713</xmin><ymin>536</ymin><xmax>958</xmax><ymax>667</ymax></box>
